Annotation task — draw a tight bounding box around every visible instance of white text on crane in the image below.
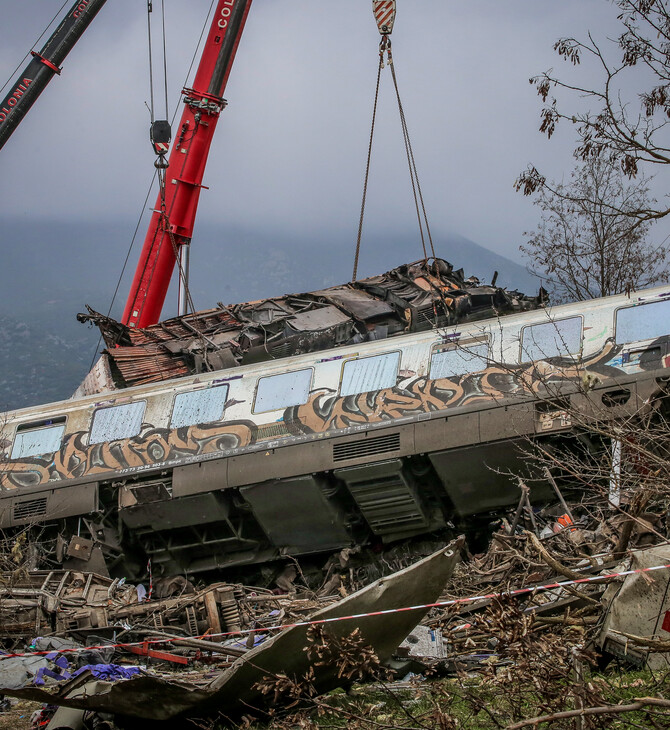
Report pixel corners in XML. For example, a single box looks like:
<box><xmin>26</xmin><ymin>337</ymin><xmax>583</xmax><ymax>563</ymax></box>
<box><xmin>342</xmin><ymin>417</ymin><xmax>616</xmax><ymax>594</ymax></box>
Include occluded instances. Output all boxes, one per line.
<box><xmin>218</xmin><ymin>0</ymin><xmax>235</xmax><ymax>30</ymax></box>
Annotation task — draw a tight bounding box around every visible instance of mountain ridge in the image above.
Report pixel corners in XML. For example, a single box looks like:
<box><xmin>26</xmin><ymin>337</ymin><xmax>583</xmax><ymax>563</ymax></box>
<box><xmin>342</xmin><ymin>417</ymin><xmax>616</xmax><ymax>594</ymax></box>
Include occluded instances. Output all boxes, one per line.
<box><xmin>0</xmin><ymin>218</ymin><xmax>538</xmax><ymax>410</ymax></box>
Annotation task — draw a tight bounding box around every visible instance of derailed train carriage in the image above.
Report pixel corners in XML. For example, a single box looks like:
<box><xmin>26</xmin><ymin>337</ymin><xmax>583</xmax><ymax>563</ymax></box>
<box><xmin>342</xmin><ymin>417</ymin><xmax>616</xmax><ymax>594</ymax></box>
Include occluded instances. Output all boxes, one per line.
<box><xmin>1</xmin><ymin>258</ymin><xmax>669</xmax><ymax>581</ymax></box>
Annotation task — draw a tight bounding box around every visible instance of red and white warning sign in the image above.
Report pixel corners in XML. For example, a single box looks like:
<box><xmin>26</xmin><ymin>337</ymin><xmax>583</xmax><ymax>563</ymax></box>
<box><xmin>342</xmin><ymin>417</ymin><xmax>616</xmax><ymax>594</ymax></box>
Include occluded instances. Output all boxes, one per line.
<box><xmin>373</xmin><ymin>0</ymin><xmax>396</xmax><ymax>35</ymax></box>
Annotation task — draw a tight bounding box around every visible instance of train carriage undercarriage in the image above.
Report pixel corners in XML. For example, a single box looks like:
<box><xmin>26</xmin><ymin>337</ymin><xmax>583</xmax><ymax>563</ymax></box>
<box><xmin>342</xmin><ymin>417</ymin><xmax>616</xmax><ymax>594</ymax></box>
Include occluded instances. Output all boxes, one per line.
<box><xmin>5</xmin><ymin>365</ymin><xmax>667</xmax><ymax>586</ymax></box>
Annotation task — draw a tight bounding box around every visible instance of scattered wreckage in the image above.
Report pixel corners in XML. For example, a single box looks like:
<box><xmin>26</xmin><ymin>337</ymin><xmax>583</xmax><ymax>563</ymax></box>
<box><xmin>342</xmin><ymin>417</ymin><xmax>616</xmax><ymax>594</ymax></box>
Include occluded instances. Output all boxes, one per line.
<box><xmin>1</xmin><ymin>476</ymin><xmax>669</xmax><ymax>728</ymax></box>
<box><xmin>0</xmin><ymin>541</ymin><xmax>463</xmax><ymax>727</ymax></box>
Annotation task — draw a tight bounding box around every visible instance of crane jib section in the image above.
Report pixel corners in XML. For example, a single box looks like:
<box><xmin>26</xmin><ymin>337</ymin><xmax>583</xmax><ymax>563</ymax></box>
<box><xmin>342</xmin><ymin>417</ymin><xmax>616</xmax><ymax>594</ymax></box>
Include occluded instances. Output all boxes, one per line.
<box><xmin>122</xmin><ymin>0</ymin><xmax>253</xmax><ymax>330</ymax></box>
<box><xmin>0</xmin><ymin>0</ymin><xmax>108</xmax><ymax>151</ymax></box>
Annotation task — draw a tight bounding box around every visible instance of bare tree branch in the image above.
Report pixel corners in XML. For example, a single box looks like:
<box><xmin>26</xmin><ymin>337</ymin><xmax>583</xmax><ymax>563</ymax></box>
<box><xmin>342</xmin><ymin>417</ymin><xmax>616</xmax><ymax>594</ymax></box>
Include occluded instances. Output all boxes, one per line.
<box><xmin>519</xmin><ymin>156</ymin><xmax>668</xmax><ymax>301</ymax></box>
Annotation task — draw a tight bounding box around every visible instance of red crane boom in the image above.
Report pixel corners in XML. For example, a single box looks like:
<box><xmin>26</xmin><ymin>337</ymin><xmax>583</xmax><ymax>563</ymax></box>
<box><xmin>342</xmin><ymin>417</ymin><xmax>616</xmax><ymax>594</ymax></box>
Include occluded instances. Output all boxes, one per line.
<box><xmin>122</xmin><ymin>0</ymin><xmax>253</xmax><ymax>328</ymax></box>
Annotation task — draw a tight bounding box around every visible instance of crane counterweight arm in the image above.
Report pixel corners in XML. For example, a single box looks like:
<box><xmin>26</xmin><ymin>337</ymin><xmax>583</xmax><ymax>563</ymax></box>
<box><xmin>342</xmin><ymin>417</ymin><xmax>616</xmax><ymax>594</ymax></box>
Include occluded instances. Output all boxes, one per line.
<box><xmin>122</xmin><ymin>0</ymin><xmax>253</xmax><ymax>329</ymax></box>
<box><xmin>0</xmin><ymin>0</ymin><xmax>109</xmax><ymax>152</ymax></box>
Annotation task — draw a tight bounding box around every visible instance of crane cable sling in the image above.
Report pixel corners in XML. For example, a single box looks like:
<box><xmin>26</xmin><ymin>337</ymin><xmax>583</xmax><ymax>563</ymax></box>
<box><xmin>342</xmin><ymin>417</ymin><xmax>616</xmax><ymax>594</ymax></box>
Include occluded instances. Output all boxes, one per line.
<box><xmin>352</xmin><ymin>41</ymin><xmax>384</xmax><ymax>283</ymax></box>
<box><xmin>353</xmin><ymin>35</ymin><xmax>435</xmax><ymax>281</ymax></box>
<box><xmin>119</xmin><ymin>0</ymin><xmax>214</xmax><ymax>330</ymax></box>
<box><xmin>122</xmin><ymin>0</ymin><xmax>167</xmax><ymax>330</ymax></box>
<box><xmin>388</xmin><ymin>42</ymin><xmax>436</xmax><ymax>261</ymax></box>
<box><xmin>146</xmin><ymin>1</ymin><xmax>170</xmax><ymax>124</ymax></box>
<box><xmin>148</xmin><ymin>0</ymin><xmax>196</xmax><ymax>323</ymax></box>
<box><xmin>94</xmin><ymin>0</ymin><xmax>167</xmax><ymax>336</ymax></box>
<box><xmin>146</xmin><ymin>1</ymin><xmax>156</xmax><ymax>123</ymax></box>
<box><xmin>158</xmin><ymin>175</ymin><xmax>211</xmax><ymax>357</ymax></box>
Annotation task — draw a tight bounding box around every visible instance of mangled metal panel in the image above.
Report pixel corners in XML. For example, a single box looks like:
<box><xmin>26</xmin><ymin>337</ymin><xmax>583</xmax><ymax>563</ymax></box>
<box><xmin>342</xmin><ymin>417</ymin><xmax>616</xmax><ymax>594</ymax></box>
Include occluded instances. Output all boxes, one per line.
<box><xmin>78</xmin><ymin>258</ymin><xmax>544</xmax><ymax>391</ymax></box>
<box><xmin>0</xmin><ymin>541</ymin><xmax>462</xmax><ymax>723</ymax></box>
<box><xmin>599</xmin><ymin>545</ymin><xmax>670</xmax><ymax>670</ymax></box>
<box><xmin>313</xmin><ymin>286</ymin><xmax>397</xmax><ymax>322</ymax></box>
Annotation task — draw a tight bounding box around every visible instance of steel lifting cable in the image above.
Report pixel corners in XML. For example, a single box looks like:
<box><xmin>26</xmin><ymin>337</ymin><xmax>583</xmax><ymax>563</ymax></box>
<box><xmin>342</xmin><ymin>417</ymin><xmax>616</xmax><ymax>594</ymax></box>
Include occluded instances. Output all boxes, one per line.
<box><xmin>135</xmin><ymin>0</ymin><xmax>192</xmax><ymax>325</ymax></box>
<box><xmin>153</xmin><ymin>161</ymin><xmax>200</xmax><ymax>334</ymax></box>
<box><xmin>160</xmin><ymin>0</ymin><xmax>170</xmax><ymax>120</ymax></box>
<box><xmin>147</xmin><ymin>0</ymin><xmax>196</xmax><ymax>319</ymax></box>
<box><xmin>122</xmin><ymin>0</ymin><xmax>215</xmax><ymax>329</ymax></box>
<box><xmin>145</xmin><ymin>0</ymin><xmax>169</xmax><ymax>120</ymax></box>
<box><xmin>352</xmin><ymin>42</ymin><xmax>384</xmax><ymax>282</ymax></box>
<box><xmin>146</xmin><ymin>1</ymin><xmax>156</xmax><ymax>123</ymax></box>
<box><xmin>115</xmin><ymin>0</ymin><xmax>171</xmax><ymax>331</ymax></box>
<box><xmin>387</xmin><ymin>41</ymin><xmax>436</xmax><ymax>261</ymax></box>
<box><xmin>353</xmin><ymin>2</ymin><xmax>435</xmax><ymax>280</ymax></box>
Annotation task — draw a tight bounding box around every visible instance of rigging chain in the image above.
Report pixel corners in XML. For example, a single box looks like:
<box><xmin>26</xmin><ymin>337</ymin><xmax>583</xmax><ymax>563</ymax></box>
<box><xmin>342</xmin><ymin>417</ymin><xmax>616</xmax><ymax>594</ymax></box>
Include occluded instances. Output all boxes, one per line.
<box><xmin>352</xmin><ymin>34</ymin><xmax>436</xmax><ymax>281</ymax></box>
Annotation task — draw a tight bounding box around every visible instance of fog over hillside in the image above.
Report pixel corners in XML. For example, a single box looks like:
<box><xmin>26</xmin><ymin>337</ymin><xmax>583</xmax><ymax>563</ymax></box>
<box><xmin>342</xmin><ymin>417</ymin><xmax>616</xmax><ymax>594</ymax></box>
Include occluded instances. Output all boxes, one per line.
<box><xmin>0</xmin><ymin>218</ymin><xmax>541</xmax><ymax>411</ymax></box>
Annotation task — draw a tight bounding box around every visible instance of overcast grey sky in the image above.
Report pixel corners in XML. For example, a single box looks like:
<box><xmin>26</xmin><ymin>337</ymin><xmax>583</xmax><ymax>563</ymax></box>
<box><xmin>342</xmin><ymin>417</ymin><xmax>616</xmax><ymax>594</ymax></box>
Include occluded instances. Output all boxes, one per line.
<box><xmin>0</xmin><ymin>1</ymin><xmax>647</xmax><ymax>276</ymax></box>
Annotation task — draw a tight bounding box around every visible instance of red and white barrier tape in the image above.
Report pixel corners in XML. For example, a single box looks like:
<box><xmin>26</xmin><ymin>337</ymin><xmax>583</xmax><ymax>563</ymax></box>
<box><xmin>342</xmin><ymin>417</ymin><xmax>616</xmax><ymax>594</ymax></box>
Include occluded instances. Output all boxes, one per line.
<box><xmin>2</xmin><ymin>561</ymin><xmax>669</xmax><ymax>661</ymax></box>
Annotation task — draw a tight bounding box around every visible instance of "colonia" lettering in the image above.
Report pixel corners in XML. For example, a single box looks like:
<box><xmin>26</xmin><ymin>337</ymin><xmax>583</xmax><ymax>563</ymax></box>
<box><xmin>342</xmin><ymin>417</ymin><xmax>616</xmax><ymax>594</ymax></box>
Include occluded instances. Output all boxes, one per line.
<box><xmin>0</xmin><ymin>78</ymin><xmax>32</xmax><ymax>123</ymax></box>
<box><xmin>73</xmin><ymin>1</ymin><xmax>90</xmax><ymax>19</ymax></box>
<box><xmin>217</xmin><ymin>0</ymin><xmax>235</xmax><ymax>29</ymax></box>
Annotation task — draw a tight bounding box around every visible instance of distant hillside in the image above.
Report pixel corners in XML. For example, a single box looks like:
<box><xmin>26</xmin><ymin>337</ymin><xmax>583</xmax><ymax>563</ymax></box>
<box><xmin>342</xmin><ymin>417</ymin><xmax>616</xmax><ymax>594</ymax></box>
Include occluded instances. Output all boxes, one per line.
<box><xmin>0</xmin><ymin>315</ymin><xmax>95</xmax><ymax>412</ymax></box>
<box><xmin>186</xmin><ymin>225</ymin><xmax>540</xmax><ymax>312</ymax></box>
<box><xmin>0</xmin><ymin>218</ymin><xmax>539</xmax><ymax>410</ymax></box>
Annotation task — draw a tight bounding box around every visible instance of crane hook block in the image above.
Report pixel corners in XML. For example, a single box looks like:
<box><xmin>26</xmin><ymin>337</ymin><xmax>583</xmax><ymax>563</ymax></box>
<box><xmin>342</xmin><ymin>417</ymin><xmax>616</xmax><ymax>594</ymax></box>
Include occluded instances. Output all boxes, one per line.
<box><xmin>372</xmin><ymin>0</ymin><xmax>396</xmax><ymax>35</ymax></box>
<box><xmin>150</xmin><ymin>119</ymin><xmax>172</xmax><ymax>156</ymax></box>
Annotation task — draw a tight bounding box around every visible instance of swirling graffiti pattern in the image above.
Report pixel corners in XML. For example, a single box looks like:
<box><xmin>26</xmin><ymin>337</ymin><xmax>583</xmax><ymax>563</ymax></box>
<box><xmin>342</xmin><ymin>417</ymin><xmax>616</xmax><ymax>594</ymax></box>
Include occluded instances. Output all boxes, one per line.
<box><xmin>284</xmin><ymin>342</ymin><xmax>626</xmax><ymax>434</ymax></box>
<box><xmin>0</xmin><ymin>420</ymin><xmax>257</xmax><ymax>490</ymax></box>
<box><xmin>1</xmin><ymin>338</ymin><xmax>665</xmax><ymax>491</ymax></box>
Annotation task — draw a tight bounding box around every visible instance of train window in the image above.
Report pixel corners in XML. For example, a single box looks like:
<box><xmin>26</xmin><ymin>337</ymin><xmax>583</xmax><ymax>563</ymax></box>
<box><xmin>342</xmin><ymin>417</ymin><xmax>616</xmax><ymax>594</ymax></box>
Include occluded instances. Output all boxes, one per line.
<box><xmin>615</xmin><ymin>299</ymin><xmax>670</xmax><ymax>344</ymax></box>
<box><xmin>340</xmin><ymin>351</ymin><xmax>400</xmax><ymax>396</ymax></box>
<box><xmin>253</xmin><ymin>368</ymin><xmax>313</xmax><ymax>413</ymax></box>
<box><xmin>171</xmin><ymin>384</ymin><xmax>229</xmax><ymax>428</ymax></box>
<box><xmin>430</xmin><ymin>338</ymin><xmax>489</xmax><ymax>379</ymax></box>
<box><xmin>11</xmin><ymin>417</ymin><xmax>66</xmax><ymax>459</ymax></box>
<box><xmin>521</xmin><ymin>316</ymin><xmax>582</xmax><ymax>362</ymax></box>
<box><xmin>89</xmin><ymin>401</ymin><xmax>146</xmax><ymax>445</ymax></box>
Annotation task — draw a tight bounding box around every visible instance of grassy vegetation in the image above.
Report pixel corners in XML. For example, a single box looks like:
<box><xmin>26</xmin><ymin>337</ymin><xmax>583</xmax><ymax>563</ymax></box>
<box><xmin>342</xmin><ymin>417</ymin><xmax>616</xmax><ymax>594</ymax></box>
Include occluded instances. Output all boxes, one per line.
<box><xmin>225</xmin><ymin>667</ymin><xmax>669</xmax><ymax>729</ymax></box>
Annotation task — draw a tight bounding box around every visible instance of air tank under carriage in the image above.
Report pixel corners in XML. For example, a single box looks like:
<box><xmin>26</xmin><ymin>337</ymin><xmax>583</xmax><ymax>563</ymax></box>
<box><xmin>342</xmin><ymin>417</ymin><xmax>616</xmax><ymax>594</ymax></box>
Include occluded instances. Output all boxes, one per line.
<box><xmin>1</xmin><ymin>259</ymin><xmax>670</xmax><ymax>582</ymax></box>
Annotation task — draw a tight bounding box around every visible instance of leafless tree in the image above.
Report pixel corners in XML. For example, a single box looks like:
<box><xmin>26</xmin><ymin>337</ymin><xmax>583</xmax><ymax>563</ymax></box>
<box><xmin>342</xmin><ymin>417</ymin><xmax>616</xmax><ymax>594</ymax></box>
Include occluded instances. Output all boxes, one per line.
<box><xmin>521</xmin><ymin>156</ymin><xmax>668</xmax><ymax>302</ymax></box>
<box><xmin>516</xmin><ymin>0</ymin><xmax>670</xmax><ymax>227</ymax></box>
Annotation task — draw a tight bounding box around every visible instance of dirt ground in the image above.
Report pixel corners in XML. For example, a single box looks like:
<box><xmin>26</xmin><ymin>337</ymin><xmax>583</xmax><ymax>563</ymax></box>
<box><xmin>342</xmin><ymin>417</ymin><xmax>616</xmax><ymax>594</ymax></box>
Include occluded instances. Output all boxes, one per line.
<box><xmin>0</xmin><ymin>699</ymin><xmax>41</xmax><ymax>729</ymax></box>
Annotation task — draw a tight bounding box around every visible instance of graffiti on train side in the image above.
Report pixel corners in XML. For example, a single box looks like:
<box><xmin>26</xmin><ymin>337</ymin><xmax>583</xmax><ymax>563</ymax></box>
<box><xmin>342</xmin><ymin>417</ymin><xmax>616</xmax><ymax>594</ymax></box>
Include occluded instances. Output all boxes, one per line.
<box><xmin>0</xmin><ymin>421</ymin><xmax>257</xmax><ymax>490</ymax></box>
<box><xmin>0</xmin><ymin>339</ymin><xmax>666</xmax><ymax>491</ymax></box>
<box><xmin>283</xmin><ymin>342</ymin><xmax>628</xmax><ymax>432</ymax></box>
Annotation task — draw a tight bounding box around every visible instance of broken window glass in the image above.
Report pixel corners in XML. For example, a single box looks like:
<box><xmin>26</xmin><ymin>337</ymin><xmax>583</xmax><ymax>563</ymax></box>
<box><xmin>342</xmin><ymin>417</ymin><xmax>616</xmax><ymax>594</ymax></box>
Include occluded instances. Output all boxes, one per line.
<box><xmin>11</xmin><ymin>418</ymin><xmax>66</xmax><ymax>459</ymax></box>
<box><xmin>430</xmin><ymin>340</ymin><xmax>489</xmax><ymax>379</ymax></box>
<box><xmin>171</xmin><ymin>384</ymin><xmax>229</xmax><ymax>428</ymax></box>
<box><xmin>615</xmin><ymin>298</ymin><xmax>670</xmax><ymax>344</ymax></box>
<box><xmin>340</xmin><ymin>352</ymin><xmax>400</xmax><ymax>396</ymax></box>
<box><xmin>521</xmin><ymin>316</ymin><xmax>582</xmax><ymax>362</ymax></box>
<box><xmin>254</xmin><ymin>369</ymin><xmax>313</xmax><ymax>412</ymax></box>
<box><xmin>90</xmin><ymin>402</ymin><xmax>146</xmax><ymax>444</ymax></box>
